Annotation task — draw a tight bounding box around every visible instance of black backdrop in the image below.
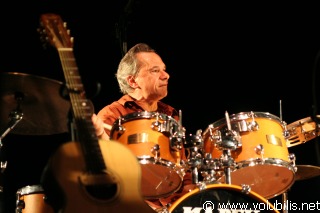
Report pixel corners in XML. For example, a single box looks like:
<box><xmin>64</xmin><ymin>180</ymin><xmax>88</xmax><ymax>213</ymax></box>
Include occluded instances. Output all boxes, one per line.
<box><xmin>1</xmin><ymin>1</ymin><xmax>320</xmax><ymax>212</ymax></box>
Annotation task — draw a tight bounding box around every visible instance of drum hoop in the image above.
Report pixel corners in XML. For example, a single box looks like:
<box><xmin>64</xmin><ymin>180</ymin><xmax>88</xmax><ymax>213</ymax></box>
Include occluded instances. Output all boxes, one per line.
<box><xmin>17</xmin><ymin>185</ymin><xmax>44</xmax><ymax>195</ymax></box>
<box><xmin>121</xmin><ymin>111</ymin><xmax>174</xmax><ymax>122</ymax></box>
<box><xmin>139</xmin><ymin>156</ymin><xmax>180</xmax><ymax>167</ymax></box>
<box><xmin>236</xmin><ymin>158</ymin><xmax>296</xmax><ymax>170</ymax></box>
<box><xmin>169</xmin><ymin>183</ymin><xmax>279</xmax><ymax>212</ymax></box>
<box><xmin>203</xmin><ymin>112</ymin><xmax>283</xmax><ymax>135</ymax></box>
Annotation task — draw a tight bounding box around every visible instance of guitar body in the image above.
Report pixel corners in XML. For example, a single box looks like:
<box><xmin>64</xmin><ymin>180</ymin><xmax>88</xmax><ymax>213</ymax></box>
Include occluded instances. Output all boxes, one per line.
<box><xmin>45</xmin><ymin>139</ymin><xmax>154</xmax><ymax>213</ymax></box>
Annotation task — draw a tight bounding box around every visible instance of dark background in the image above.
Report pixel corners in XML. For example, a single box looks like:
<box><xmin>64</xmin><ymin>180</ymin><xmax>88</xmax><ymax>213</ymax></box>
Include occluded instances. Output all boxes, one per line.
<box><xmin>1</xmin><ymin>1</ymin><xmax>320</xmax><ymax>212</ymax></box>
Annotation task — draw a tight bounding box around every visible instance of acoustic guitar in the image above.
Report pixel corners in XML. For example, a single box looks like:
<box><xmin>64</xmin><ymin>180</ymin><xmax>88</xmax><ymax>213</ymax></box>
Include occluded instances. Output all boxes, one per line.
<box><xmin>39</xmin><ymin>13</ymin><xmax>154</xmax><ymax>213</ymax></box>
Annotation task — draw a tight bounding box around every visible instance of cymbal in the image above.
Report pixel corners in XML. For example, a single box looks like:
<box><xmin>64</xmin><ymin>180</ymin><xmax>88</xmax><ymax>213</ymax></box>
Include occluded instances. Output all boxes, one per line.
<box><xmin>295</xmin><ymin>165</ymin><xmax>320</xmax><ymax>181</ymax></box>
<box><xmin>286</xmin><ymin>116</ymin><xmax>320</xmax><ymax>147</ymax></box>
<box><xmin>0</xmin><ymin>72</ymin><xmax>70</xmax><ymax>135</ymax></box>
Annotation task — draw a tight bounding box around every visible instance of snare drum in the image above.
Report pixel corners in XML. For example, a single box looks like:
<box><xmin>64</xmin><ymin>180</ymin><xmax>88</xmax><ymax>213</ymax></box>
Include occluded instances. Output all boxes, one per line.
<box><xmin>16</xmin><ymin>185</ymin><xmax>54</xmax><ymax>213</ymax></box>
<box><xmin>110</xmin><ymin>111</ymin><xmax>186</xmax><ymax>199</ymax></box>
<box><xmin>169</xmin><ymin>184</ymin><xmax>280</xmax><ymax>213</ymax></box>
<box><xmin>202</xmin><ymin>112</ymin><xmax>296</xmax><ymax>199</ymax></box>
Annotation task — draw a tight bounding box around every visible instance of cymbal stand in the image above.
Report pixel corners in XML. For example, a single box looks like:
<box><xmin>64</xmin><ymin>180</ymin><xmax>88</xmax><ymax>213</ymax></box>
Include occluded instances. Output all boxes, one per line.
<box><xmin>0</xmin><ymin>108</ymin><xmax>23</xmax><ymax>203</ymax></box>
<box><xmin>0</xmin><ymin>109</ymin><xmax>23</xmax><ymax>143</ymax></box>
<box><xmin>0</xmin><ymin>92</ymin><xmax>24</xmax><ymax>144</ymax></box>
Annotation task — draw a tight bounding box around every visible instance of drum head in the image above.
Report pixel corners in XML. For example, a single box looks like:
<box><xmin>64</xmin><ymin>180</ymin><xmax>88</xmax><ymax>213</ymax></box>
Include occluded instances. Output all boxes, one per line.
<box><xmin>169</xmin><ymin>184</ymin><xmax>279</xmax><ymax>213</ymax></box>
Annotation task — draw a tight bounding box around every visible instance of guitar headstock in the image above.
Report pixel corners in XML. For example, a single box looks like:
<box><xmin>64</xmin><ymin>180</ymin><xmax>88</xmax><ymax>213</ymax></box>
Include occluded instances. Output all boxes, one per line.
<box><xmin>39</xmin><ymin>13</ymin><xmax>73</xmax><ymax>49</ymax></box>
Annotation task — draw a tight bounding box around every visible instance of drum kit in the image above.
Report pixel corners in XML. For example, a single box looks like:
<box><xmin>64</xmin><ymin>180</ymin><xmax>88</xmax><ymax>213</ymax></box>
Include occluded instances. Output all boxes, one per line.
<box><xmin>109</xmin><ymin>110</ymin><xmax>320</xmax><ymax>213</ymax></box>
<box><xmin>1</xmin><ymin>72</ymin><xmax>320</xmax><ymax>212</ymax></box>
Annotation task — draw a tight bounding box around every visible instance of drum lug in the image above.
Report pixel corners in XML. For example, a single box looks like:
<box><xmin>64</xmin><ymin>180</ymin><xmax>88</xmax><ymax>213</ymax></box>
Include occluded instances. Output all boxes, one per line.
<box><xmin>151</xmin><ymin>112</ymin><xmax>167</xmax><ymax>134</ymax></box>
<box><xmin>16</xmin><ymin>200</ymin><xmax>25</xmax><ymax>213</ymax></box>
<box><xmin>283</xmin><ymin>130</ymin><xmax>290</xmax><ymax>139</ymax></box>
<box><xmin>283</xmin><ymin>121</ymin><xmax>290</xmax><ymax>138</ymax></box>
<box><xmin>247</xmin><ymin>120</ymin><xmax>259</xmax><ymax>131</ymax></box>
<box><xmin>247</xmin><ymin>112</ymin><xmax>259</xmax><ymax>131</ymax></box>
<box><xmin>151</xmin><ymin>144</ymin><xmax>160</xmax><ymax>159</ymax></box>
<box><xmin>113</xmin><ymin>118</ymin><xmax>125</xmax><ymax>137</ymax></box>
<box><xmin>151</xmin><ymin>119</ymin><xmax>161</xmax><ymax>132</ymax></box>
<box><xmin>289</xmin><ymin>153</ymin><xmax>297</xmax><ymax>171</ymax></box>
<box><xmin>208</xmin><ymin>125</ymin><xmax>221</xmax><ymax>142</ymax></box>
<box><xmin>169</xmin><ymin>126</ymin><xmax>186</xmax><ymax>151</ymax></box>
<box><xmin>289</xmin><ymin>153</ymin><xmax>296</xmax><ymax>162</ymax></box>
<box><xmin>116</xmin><ymin>125</ymin><xmax>125</xmax><ymax>136</ymax></box>
<box><xmin>196</xmin><ymin>181</ymin><xmax>207</xmax><ymax>191</ymax></box>
<box><xmin>240</xmin><ymin>184</ymin><xmax>251</xmax><ymax>194</ymax></box>
<box><xmin>255</xmin><ymin>144</ymin><xmax>264</xmax><ymax>156</ymax></box>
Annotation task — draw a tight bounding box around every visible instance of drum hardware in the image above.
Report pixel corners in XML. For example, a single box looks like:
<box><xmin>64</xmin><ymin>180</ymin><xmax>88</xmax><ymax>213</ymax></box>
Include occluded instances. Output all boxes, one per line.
<box><xmin>184</xmin><ymin>130</ymin><xmax>204</xmax><ymax>184</ymax></box>
<box><xmin>113</xmin><ymin>118</ymin><xmax>125</xmax><ymax>135</ymax></box>
<box><xmin>206</xmin><ymin>122</ymin><xmax>242</xmax><ymax>151</ymax></box>
<box><xmin>169</xmin><ymin>110</ymin><xmax>186</xmax><ymax>152</ymax></box>
<box><xmin>209</xmin><ymin>111</ymin><xmax>242</xmax><ymax>151</ymax></box>
<box><xmin>152</xmin><ymin>144</ymin><xmax>160</xmax><ymax>159</ymax></box>
<box><xmin>169</xmin><ymin>127</ymin><xmax>185</xmax><ymax>152</ymax></box>
<box><xmin>0</xmin><ymin>108</ymin><xmax>23</xmax><ymax>143</ymax></box>
<box><xmin>289</xmin><ymin>153</ymin><xmax>297</xmax><ymax>166</ymax></box>
<box><xmin>186</xmin><ymin>147</ymin><xmax>201</xmax><ymax>184</ymax></box>
<box><xmin>240</xmin><ymin>184</ymin><xmax>251</xmax><ymax>194</ymax></box>
<box><xmin>220</xmin><ymin>111</ymin><xmax>241</xmax><ymax>184</ymax></box>
<box><xmin>220</xmin><ymin>150</ymin><xmax>234</xmax><ymax>184</ymax></box>
<box><xmin>200</xmin><ymin>153</ymin><xmax>223</xmax><ymax>184</ymax></box>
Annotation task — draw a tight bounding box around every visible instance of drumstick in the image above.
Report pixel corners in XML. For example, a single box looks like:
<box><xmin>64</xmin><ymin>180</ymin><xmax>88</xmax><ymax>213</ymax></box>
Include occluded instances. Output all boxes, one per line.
<box><xmin>103</xmin><ymin>123</ymin><xmax>112</xmax><ymax>131</ymax></box>
<box><xmin>225</xmin><ymin>111</ymin><xmax>231</xmax><ymax>130</ymax></box>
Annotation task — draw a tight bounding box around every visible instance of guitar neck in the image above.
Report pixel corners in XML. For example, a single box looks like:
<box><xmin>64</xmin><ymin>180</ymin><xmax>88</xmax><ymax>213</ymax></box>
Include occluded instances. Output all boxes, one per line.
<box><xmin>58</xmin><ymin>48</ymin><xmax>106</xmax><ymax>173</ymax></box>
